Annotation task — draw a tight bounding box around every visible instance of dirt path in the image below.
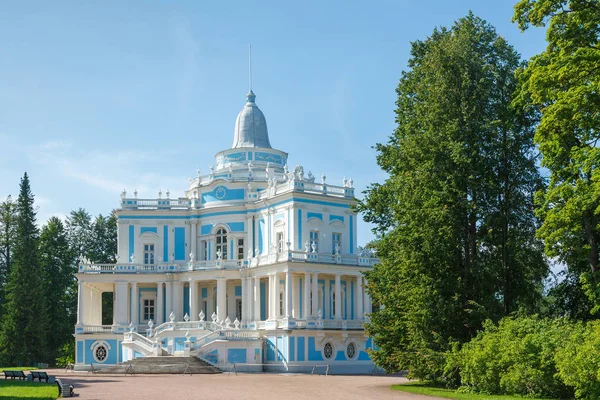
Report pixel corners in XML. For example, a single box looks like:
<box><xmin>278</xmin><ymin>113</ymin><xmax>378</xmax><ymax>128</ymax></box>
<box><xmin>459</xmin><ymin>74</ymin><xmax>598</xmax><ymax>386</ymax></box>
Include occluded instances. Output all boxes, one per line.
<box><xmin>48</xmin><ymin>370</ymin><xmax>446</xmax><ymax>400</ymax></box>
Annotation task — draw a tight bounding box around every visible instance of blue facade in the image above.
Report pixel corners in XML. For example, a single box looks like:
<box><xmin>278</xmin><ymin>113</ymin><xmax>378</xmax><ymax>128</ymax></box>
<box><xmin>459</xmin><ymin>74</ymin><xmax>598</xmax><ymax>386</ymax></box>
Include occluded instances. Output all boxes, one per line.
<box><xmin>202</xmin><ymin>187</ymin><xmax>245</xmax><ymax>204</ymax></box>
<box><xmin>228</xmin><ymin>349</ymin><xmax>246</xmax><ymax>363</ymax></box>
<box><xmin>163</xmin><ymin>225</ymin><xmax>169</xmax><ymax>261</ymax></box>
<box><xmin>174</xmin><ymin>227</ymin><xmax>185</xmax><ymax>260</ymax></box>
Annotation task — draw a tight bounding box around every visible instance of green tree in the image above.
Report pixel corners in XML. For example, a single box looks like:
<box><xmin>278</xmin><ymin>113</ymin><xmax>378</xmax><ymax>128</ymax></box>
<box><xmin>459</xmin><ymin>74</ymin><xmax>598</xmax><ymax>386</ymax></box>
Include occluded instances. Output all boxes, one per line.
<box><xmin>39</xmin><ymin>217</ymin><xmax>76</xmax><ymax>364</ymax></box>
<box><xmin>66</xmin><ymin>208</ymin><xmax>92</xmax><ymax>266</ymax></box>
<box><xmin>0</xmin><ymin>173</ymin><xmax>49</xmax><ymax>365</ymax></box>
<box><xmin>0</xmin><ymin>195</ymin><xmax>17</xmax><ymax>320</ymax></box>
<box><xmin>543</xmin><ymin>269</ymin><xmax>596</xmax><ymax>320</ymax></box>
<box><xmin>88</xmin><ymin>212</ymin><xmax>117</xmax><ymax>264</ymax></box>
<box><xmin>357</xmin><ymin>13</ymin><xmax>547</xmax><ymax>380</ymax></box>
<box><xmin>88</xmin><ymin>212</ymin><xmax>117</xmax><ymax>325</ymax></box>
<box><xmin>513</xmin><ymin>0</ymin><xmax>600</xmax><ymax>312</ymax></box>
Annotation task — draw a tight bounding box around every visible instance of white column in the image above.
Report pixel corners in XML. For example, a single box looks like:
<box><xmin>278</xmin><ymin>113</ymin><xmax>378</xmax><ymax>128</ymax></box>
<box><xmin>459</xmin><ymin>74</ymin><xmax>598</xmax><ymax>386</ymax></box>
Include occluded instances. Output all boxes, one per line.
<box><xmin>77</xmin><ymin>281</ymin><xmax>85</xmax><ymax>325</ymax></box>
<box><xmin>246</xmin><ymin>215</ymin><xmax>253</xmax><ymax>257</ymax></box>
<box><xmin>175</xmin><ymin>281</ymin><xmax>185</xmax><ymax>320</ymax></box>
<box><xmin>285</xmin><ymin>271</ymin><xmax>293</xmax><ymax>319</ymax></box>
<box><xmin>311</xmin><ymin>273</ymin><xmax>319</xmax><ymax>317</ymax></box>
<box><xmin>324</xmin><ymin>278</ymin><xmax>330</xmax><ymax>319</ymax></box>
<box><xmin>275</xmin><ymin>274</ymin><xmax>281</xmax><ymax>318</ymax></box>
<box><xmin>355</xmin><ymin>276</ymin><xmax>363</xmax><ymax>320</ymax></box>
<box><xmin>189</xmin><ymin>280</ymin><xmax>198</xmax><ymax>321</ymax></box>
<box><xmin>207</xmin><ymin>284</ymin><xmax>215</xmax><ymax>317</ymax></box>
<box><xmin>363</xmin><ymin>277</ymin><xmax>370</xmax><ymax>317</ymax></box>
<box><xmin>253</xmin><ymin>277</ymin><xmax>261</xmax><ymax>321</ymax></box>
<box><xmin>85</xmin><ymin>288</ymin><xmax>93</xmax><ymax>325</ymax></box>
<box><xmin>303</xmin><ymin>272</ymin><xmax>310</xmax><ymax>320</ymax></box>
<box><xmin>156</xmin><ymin>282</ymin><xmax>164</xmax><ymax>324</ymax></box>
<box><xmin>165</xmin><ymin>281</ymin><xmax>173</xmax><ymax>319</ymax></box>
<box><xmin>190</xmin><ymin>222</ymin><xmax>197</xmax><ymax>261</ymax></box>
<box><xmin>130</xmin><ymin>282</ymin><xmax>138</xmax><ymax>325</ymax></box>
<box><xmin>246</xmin><ymin>277</ymin><xmax>253</xmax><ymax>322</ymax></box>
<box><xmin>334</xmin><ymin>274</ymin><xmax>342</xmax><ymax>320</ymax></box>
<box><xmin>267</xmin><ymin>274</ymin><xmax>274</xmax><ymax>319</ymax></box>
<box><xmin>114</xmin><ymin>282</ymin><xmax>129</xmax><ymax>326</ymax></box>
<box><xmin>241</xmin><ymin>277</ymin><xmax>247</xmax><ymax>323</ymax></box>
<box><xmin>217</xmin><ymin>278</ymin><xmax>227</xmax><ymax>323</ymax></box>
<box><xmin>292</xmin><ymin>275</ymin><xmax>300</xmax><ymax>319</ymax></box>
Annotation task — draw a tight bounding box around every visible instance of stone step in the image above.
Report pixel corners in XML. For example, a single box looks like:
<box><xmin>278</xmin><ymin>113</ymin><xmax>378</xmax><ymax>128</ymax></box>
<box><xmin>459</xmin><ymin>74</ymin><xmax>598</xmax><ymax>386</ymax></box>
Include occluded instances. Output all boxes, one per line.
<box><xmin>97</xmin><ymin>356</ymin><xmax>221</xmax><ymax>375</ymax></box>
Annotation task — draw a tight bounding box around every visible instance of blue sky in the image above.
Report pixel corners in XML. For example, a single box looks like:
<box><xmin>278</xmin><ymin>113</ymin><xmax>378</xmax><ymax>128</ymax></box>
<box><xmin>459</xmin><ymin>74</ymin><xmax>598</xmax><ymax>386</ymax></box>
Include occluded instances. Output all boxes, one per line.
<box><xmin>0</xmin><ymin>0</ymin><xmax>547</xmax><ymax>245</ymax></box>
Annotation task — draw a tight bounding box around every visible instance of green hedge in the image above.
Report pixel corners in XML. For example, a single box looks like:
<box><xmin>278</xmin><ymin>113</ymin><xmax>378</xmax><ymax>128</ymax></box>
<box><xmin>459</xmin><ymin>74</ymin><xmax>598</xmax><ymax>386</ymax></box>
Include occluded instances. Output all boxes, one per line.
<box><xmin>452</xmin><ymin>316</ymin><xmax>600</xmax><ymax>399</ymax></box>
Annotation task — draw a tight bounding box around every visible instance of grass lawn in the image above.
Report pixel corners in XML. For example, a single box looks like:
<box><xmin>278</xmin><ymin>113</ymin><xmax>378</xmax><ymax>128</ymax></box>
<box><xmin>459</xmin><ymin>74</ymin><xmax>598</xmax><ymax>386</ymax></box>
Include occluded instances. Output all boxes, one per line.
<box><xmin>392</xmin><ymin>382</ymin><xmax>557</xmax><ymax>400</ymax></box>
<box><xmin>0</xmin><ymin>380</ymin><xmax>58</xmax><ymax>399</ymax></box>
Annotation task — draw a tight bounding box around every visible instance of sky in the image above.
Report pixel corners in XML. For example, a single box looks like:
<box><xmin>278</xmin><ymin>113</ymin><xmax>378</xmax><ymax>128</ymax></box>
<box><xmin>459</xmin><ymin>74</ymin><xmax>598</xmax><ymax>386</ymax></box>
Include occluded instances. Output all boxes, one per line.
<box><xmin>0</xmin><ymin>0</ymin><xmax>548</xmax><ymax>246</ymax></box>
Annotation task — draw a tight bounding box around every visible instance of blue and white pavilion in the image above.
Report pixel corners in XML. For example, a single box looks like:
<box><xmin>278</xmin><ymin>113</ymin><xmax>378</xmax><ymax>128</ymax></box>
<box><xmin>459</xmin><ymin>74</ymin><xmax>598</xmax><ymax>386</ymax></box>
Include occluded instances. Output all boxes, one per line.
<box><xmin>74</xmin><ymin>88</ymin><xmax>378</xmax><ymax>373</ymax></box>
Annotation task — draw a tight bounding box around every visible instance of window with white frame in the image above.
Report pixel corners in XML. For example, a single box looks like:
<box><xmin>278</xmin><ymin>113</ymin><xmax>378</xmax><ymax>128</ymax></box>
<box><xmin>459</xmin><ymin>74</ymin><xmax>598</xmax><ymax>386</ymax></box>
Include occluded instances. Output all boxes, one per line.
<box><xmin>332</xmin><ymin>233</ymin><xmax>341</xmax><ymax>254</ymax></box>
<box><xmin>144</xmin><ymin>244</ymin><xmax>155</xmax><ymax>265</ymax></box>
<box><xmin>143</xmin><ymin>299</ymin><xmax>155</xmax><ymax>321</ymax></box>
<box><xmin>201</xmin><ymin>240</ymin><xmax>208</xmax><ymax>261</ymax></box>
<box><xmin>276</xmin><ymin>232</ymin><xmax>284</xmax><ymax>253</ymax></box>
<box><xmin>237</xmin><ymin>238</ymin><xmax>244</xmax><ymax>260</ymax></box>
<box><xmin>279</xmin><ymin>291</ymin><xmax>284</xmax><ymax>316</ymax></box>
<box><xmin>236</xmin><ymin>299</ymin><xmax>242</xmax><ymax>320</ymax></box>
<box><xmin>310</xmin><ymin>231</ymin><xmax>319</xmax><ymax>252</ymax></box>
<box><xmin>216</xmin><ymin>228</ymin><xmax>228</xmax><ymax>259</ymax></box>
<box><xmin>332</xmin><ymin>292</ymin><xmax>336</xmax><ymax>317</ymax></box>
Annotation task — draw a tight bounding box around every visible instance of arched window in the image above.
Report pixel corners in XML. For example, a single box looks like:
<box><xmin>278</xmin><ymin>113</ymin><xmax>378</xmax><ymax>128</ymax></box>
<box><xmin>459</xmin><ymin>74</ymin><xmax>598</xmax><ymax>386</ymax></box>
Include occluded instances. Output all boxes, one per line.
<box><xmin>216</xmin><ymin>228</ymin><xmax>228</xmax><ymax>260</ymax></box>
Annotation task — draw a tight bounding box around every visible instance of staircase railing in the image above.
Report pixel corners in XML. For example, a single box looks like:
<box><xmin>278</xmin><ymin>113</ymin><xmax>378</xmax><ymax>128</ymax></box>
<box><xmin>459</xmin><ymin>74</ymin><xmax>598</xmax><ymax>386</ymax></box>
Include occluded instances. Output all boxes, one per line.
<box><xmin>124</xmin><ymin>331</ymin><xmax>161</xmax><ymax>356</ymax></box>
<box><xmin>150</xmin><ymin>320</ymin><xmax>224</xmax><ymax>338</ymax></box>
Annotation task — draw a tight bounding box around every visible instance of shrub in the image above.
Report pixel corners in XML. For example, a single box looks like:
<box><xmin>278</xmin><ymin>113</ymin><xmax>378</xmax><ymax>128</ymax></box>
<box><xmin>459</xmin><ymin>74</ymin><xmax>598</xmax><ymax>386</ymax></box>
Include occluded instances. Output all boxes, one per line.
<box><xmin>458</xmin><ymin>316</ymin><xmax>573</xmax><ymax>398</ymax></box>
<box><xmin>55</xmin><ymin>341</ymin><xmax>74</xmax><ymax>368</ymax></box>
<box><xmin>554</xmin><ymin>320</ymin><xmax>600</xmax><ymax>399</ymax></box>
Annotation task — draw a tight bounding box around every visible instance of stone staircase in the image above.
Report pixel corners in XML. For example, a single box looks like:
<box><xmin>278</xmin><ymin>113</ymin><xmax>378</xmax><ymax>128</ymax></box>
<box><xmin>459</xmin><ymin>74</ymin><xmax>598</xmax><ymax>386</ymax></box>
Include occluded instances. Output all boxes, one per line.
<box><xmin>96</xmin><ymin>356</ymin><xmax>222</xmax><ymax>374</ymax></box>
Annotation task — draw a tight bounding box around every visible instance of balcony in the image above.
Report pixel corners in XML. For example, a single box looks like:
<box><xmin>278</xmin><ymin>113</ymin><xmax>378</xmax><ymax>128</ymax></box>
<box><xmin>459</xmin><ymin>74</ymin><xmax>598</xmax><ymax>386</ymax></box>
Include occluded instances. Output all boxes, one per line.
<box><xmin>78</xmin><ymin>250</ymin><xmax>379</xmax><ymax>274</ymax></box>
<box><xmin>120</xmin><ymin>177</ymin><xmax>354</xmax><ymax>211</ymax></box>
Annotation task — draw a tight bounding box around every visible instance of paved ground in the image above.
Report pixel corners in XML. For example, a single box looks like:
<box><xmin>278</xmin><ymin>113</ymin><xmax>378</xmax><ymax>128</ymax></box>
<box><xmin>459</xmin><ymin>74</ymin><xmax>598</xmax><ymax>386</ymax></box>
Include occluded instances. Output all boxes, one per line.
<box><xmin>47</xmin><ymin>369</ymin><xmax>444</xmax><ymax>400</ymax></box>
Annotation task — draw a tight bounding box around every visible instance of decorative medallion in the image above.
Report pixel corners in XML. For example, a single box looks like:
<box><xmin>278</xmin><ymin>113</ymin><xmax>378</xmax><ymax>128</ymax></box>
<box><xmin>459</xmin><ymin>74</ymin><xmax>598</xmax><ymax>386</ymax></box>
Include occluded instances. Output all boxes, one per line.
<box><xmin>323</xmin><ymin>342</ymin><xmax>334</xmax><ymax>359</ymax></box>
<box><xmin>95</xmin><ymin>345</ymin><xmax>107</xmax><ymax>362</ymax></box>
<box><xmin>215</xmin><ymin>186</ymin><xmax>227</xmax><ymax>200</ymax></box>
<box><xmin>346</xmin><ymin>342</ymin><xmax>356</xmax><ymax>360</ymax></box>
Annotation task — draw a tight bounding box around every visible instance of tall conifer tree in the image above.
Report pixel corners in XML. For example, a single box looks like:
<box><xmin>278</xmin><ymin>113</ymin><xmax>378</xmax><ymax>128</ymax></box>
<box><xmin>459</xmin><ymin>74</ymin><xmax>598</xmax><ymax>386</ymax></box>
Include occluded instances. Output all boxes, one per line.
<box><xmin>39</xmin><ymin>217</ymin><xmax>75</xmax><ymax>363</ymax></box>
<box><xmin>357</xmin><ymin>13</ymin><xmax>547</xmax><ymax>380</ymax></box>
<box><xmin>0</xmin><ymin>196</ymin><xmax>17</xmax><ymax>321</ymax></box>
<box><xmin>0</xmin><ymin>173</ymin><xmax>49</xmax><ymax>365</ymax></box>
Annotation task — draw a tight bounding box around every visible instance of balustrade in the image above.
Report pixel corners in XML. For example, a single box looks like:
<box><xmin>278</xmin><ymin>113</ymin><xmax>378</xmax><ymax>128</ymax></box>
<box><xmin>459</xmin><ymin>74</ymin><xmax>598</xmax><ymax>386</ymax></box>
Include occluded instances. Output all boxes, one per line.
<box><xmin>79</xmin><ymin>258</ymin><xmax>256</xmax><ymax>274</ymax></box>
<box><xmin>120</xmin><ymin>177</ymin><xmax>353</xmax><ymax>212</ymax></box>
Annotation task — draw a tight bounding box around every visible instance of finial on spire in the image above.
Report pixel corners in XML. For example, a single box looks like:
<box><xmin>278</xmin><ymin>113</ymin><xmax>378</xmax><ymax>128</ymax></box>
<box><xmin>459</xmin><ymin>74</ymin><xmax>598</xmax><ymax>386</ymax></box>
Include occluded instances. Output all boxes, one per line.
<box><xmin>248</xmin><ymin>44</ymin><xmax>253</xmax><ymax>92</ymax></box>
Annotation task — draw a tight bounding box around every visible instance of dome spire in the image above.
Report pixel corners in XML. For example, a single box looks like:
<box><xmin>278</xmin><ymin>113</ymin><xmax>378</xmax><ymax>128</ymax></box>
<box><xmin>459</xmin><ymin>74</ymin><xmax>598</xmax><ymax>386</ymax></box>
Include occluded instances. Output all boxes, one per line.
<box><xmin>249</xmin><ymin>44</ymin><xmax>253</xmax><ymax>93</ymax></box>
<box><xmin>232</xmin><ymin>47</ymin><xmax>271</xmax><ymax>149</ymax></box>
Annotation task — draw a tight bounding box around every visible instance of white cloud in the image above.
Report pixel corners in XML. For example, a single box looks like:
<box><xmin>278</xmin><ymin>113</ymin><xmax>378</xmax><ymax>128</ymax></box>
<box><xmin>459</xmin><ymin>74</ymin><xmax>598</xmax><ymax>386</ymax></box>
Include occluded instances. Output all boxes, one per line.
<box><xmin>28</xmin><ymin>140</ymin><xmax>187</xmax><ymax>198</ymax></box>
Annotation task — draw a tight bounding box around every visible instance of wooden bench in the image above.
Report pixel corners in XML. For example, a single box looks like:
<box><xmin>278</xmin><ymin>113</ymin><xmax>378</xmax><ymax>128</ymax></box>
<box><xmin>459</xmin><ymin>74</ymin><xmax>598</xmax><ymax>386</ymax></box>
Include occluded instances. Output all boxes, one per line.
<box><xmin>3</xmin><ymin>370</ymin><xmax>26</xmax><ymax>380</ymax></box>
<box><xmin>30</xmin><ymin>371</ymin><xmax>49</xmax><ymax>382</ymax></box>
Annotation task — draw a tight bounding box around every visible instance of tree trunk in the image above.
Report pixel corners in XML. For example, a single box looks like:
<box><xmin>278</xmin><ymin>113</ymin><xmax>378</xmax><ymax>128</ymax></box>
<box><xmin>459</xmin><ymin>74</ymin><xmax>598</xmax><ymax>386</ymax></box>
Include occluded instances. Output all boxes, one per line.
<box><xmin>584</xmin><ymin>213</ymin><xmax>599</xmax><ymax>280</ymax></box>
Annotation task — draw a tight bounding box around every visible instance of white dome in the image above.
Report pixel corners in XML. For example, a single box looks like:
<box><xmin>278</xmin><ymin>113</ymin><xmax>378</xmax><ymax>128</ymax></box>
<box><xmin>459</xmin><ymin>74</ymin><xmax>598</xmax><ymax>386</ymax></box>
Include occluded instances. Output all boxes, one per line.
<box><xmin>232</xmin><ymin>91</ymin><xmax>271</xmax><ymax>149</ymax></box>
